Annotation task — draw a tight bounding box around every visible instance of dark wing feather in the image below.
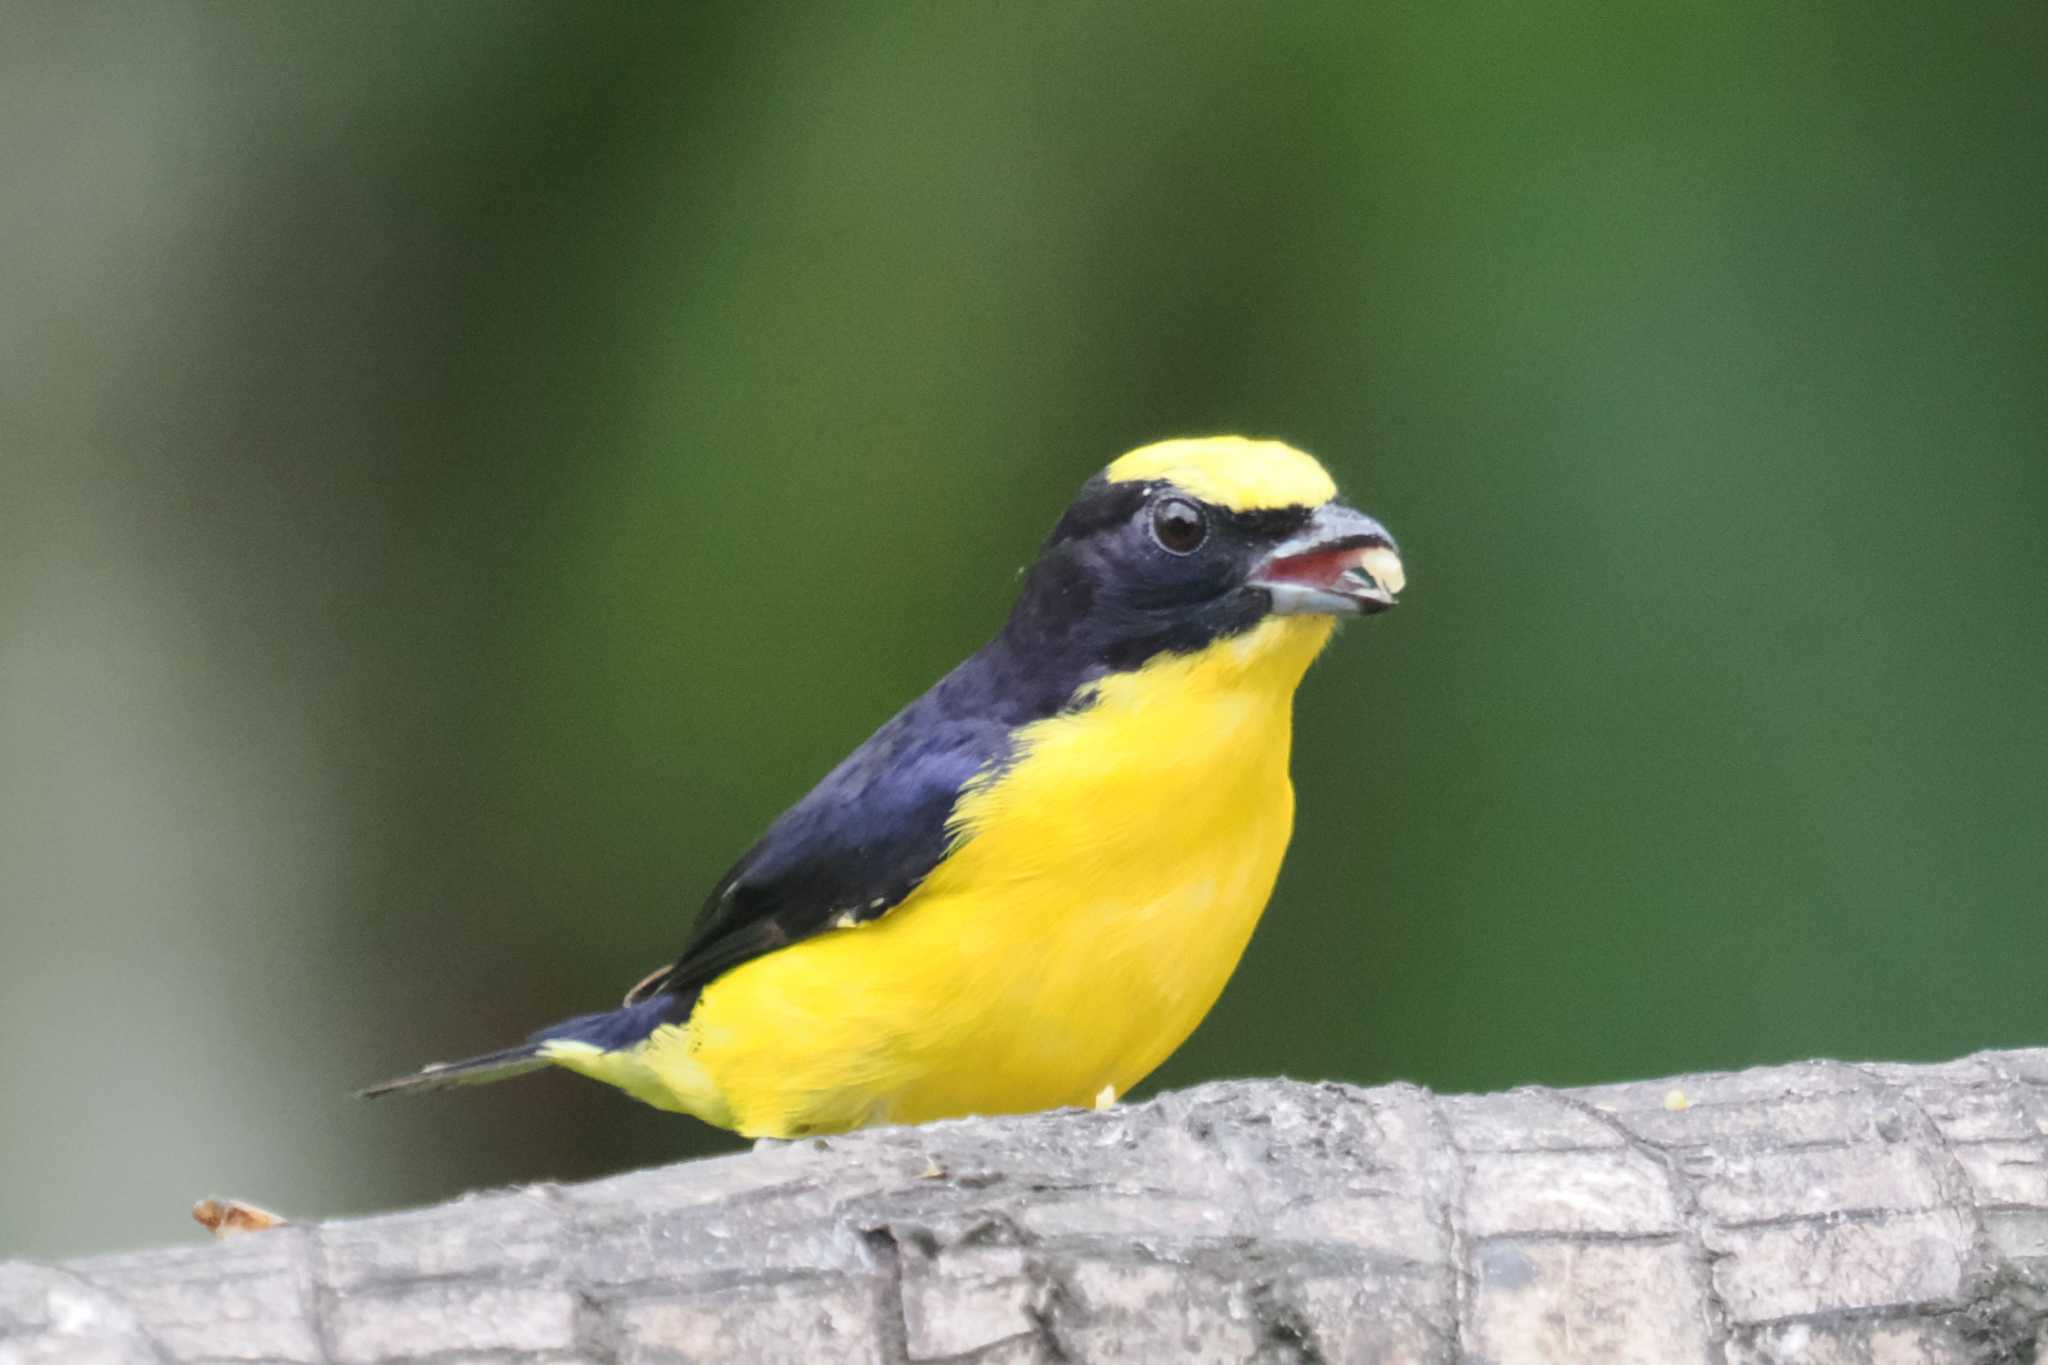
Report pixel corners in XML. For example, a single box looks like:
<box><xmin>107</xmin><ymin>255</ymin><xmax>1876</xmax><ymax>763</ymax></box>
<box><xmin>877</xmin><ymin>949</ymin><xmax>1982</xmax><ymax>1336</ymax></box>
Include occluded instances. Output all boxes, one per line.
<box><xmin>625</xmin><ymin>674</ymin><xmax>1022</xmax><ymax>1005</ymax></box>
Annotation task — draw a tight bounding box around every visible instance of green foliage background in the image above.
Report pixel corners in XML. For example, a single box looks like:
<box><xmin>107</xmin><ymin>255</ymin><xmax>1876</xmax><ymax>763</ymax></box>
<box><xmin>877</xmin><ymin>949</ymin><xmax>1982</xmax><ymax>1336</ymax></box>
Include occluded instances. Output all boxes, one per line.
<box><xmin>3</xmin><ymin>3</ymin><xmax>2043</xmax><ymax>1258</ymax></box>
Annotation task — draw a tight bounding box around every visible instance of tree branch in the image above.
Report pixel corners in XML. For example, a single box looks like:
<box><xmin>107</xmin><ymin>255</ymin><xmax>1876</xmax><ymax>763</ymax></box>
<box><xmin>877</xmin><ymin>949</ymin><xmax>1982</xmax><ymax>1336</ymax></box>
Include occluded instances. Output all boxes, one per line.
<box><xmin>7</xmin><ymin>1049</ymin><xmax>2048</xmax><ymax>1363</ymax></box>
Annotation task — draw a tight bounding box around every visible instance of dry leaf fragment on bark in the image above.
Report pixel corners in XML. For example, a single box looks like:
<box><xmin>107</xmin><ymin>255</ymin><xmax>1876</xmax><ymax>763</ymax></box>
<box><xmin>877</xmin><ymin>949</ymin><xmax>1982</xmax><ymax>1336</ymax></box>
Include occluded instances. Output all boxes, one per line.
<box><xmin>191</xmin><ymin>1198</ymin><xmax>287</xmax><ymax>1237</ymax></box>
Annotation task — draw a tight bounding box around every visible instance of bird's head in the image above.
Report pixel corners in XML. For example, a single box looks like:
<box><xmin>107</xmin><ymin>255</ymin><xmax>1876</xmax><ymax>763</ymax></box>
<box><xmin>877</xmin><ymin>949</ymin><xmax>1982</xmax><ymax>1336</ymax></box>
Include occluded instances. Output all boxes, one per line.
<box><xmin>1008</xmin><ymin>437</ymin><xmax>1403</xmax><ymax>673</ymax></box>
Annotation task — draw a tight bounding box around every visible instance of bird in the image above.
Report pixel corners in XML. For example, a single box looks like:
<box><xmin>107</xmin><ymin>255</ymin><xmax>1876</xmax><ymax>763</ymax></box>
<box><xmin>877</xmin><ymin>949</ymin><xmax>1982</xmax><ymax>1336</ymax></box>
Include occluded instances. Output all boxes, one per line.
<box><xmin>363</xmin><ymin>436</ymin><xmax>1404</xmax><ymax>1137</ymax></box>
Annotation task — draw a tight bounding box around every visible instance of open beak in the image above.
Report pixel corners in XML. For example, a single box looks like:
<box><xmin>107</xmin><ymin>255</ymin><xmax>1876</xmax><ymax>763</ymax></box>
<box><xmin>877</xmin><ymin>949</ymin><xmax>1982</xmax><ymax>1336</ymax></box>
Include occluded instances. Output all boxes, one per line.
<box><xmin>1252</xmin><ymin>502</ymin><xmax>1404</xmax><ymax>617</ymax></box>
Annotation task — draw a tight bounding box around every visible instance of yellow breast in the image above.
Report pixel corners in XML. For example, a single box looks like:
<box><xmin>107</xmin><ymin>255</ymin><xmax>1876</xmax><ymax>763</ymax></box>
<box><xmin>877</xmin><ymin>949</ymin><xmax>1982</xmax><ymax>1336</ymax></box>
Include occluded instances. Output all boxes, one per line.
<box><xmin>627</xmin><ymin>614</ymin><xmax>1337</xmax><ymax>1136</ymax></box>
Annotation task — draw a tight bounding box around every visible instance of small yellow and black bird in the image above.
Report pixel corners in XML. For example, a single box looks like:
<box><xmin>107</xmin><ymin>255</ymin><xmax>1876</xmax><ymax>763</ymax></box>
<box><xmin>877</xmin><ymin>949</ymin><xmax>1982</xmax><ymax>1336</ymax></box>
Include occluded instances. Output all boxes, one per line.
<box><xmin>365</xmin><ymin>436</ymin><xmax>1403</xmax><ymax>1137</ymax></box>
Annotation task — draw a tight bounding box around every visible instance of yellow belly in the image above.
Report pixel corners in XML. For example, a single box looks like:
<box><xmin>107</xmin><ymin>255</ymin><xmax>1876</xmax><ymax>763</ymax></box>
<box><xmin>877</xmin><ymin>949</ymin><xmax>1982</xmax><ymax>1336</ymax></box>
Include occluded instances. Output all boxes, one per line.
<box><xmin>565</xmin><ymin>615</ymin><xmax>1336</xmax><ymax>1137</ymax></box>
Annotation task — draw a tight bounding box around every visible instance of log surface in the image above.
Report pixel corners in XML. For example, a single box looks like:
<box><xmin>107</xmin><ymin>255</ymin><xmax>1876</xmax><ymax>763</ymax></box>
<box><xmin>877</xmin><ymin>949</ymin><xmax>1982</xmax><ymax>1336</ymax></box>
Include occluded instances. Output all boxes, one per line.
<box><xmin>7</xmin><ymin>1050</ymin><xmax>2048</xmax><ymax>1363</ymax></box>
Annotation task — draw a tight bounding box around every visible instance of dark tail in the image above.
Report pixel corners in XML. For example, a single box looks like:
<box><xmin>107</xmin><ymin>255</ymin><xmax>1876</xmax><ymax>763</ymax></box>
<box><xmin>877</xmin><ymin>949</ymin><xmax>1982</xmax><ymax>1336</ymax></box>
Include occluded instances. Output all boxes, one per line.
<box><xmin>357</xmin><ymin>1042</ymin><xmax>549</xmax><ymax>1098</ymax></box>
<box><xmin>357</xmin><ymin>994</ymin><xmax>694</xmax><ymax>1099</ymax></box>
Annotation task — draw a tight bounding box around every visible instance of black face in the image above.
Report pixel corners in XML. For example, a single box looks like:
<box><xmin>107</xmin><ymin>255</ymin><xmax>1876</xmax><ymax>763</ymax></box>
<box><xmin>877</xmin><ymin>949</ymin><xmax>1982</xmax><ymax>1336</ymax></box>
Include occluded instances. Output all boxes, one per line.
<box><xmin>1005</xmin><ymin>475</ymin><xmax>1317</xmax><ymax>672</ymax></box>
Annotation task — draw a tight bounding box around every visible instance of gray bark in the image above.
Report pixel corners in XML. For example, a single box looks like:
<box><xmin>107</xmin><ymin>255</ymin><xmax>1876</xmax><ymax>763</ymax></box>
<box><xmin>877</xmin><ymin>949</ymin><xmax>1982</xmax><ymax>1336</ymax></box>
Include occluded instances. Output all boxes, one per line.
<box><xmin>7</xmin><ymin>1049</ymin><xmax>2048</xmax><ymax>1364</ymax></box>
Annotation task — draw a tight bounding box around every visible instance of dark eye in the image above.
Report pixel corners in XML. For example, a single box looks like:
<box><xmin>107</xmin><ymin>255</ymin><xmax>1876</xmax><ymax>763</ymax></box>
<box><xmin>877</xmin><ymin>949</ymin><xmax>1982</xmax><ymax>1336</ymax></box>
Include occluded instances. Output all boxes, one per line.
<box><xmin>1149</xmin><ymin>496</ymin><xmax>1207</xmax><ymax>555</ymax></box>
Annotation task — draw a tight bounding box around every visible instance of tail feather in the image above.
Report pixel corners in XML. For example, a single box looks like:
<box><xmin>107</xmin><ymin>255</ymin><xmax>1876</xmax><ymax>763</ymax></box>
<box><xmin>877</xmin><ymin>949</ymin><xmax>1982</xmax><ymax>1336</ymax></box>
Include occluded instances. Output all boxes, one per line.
<box><xmin>357</xmin><ymin>1043</ymin><xmax>549</xmax><ymax>1099</ymax></box>
<box><xmin>358</xmin><ymin>994</ymin><xmax>695</xmax><ymax>1100</ymax></box>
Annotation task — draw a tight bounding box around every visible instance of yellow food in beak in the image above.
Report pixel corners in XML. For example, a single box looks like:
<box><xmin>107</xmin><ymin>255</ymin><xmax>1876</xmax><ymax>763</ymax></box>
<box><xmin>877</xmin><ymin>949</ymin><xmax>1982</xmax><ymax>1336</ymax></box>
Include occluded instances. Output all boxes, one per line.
<box><xmin>1358</xmin><ymin>546</ymin><xmax>1405</xmax><ymax>598</ymax></box>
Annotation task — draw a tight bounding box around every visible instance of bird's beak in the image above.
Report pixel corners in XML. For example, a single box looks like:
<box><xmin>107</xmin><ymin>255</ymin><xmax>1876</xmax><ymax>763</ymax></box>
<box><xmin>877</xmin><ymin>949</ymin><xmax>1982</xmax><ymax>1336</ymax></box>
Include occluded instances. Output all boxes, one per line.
<box><xmin>1251</xmin><ymin>502</ymin><xmax>1404</xmax><ymax>617</ymax></box>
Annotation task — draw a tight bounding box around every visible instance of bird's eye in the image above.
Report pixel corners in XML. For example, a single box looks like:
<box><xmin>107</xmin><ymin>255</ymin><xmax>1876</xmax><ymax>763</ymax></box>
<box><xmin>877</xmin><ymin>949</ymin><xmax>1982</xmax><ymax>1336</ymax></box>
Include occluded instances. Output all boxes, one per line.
<box><xmin>1149</xmin><ymin>497</ymin><xmax>1207</xmax><ymax>555</ymax></box>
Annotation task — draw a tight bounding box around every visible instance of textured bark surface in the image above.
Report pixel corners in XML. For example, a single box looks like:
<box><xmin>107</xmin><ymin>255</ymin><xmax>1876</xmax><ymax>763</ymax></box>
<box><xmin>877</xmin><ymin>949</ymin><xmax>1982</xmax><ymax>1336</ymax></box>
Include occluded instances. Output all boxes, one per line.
<box><xmin>7</xmin><ymin>1049</ymin><xmax>2048</xmax><ymax>1364</ymax></box>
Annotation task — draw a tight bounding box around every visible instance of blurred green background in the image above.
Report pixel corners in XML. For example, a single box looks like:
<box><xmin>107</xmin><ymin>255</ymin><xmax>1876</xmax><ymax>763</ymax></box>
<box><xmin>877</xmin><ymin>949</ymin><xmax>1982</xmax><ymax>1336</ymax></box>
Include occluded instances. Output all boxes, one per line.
<box><xmin>3</xmin><ymin>1</ymin><xmax>2044</xmax><ymax>1260</ymax></box>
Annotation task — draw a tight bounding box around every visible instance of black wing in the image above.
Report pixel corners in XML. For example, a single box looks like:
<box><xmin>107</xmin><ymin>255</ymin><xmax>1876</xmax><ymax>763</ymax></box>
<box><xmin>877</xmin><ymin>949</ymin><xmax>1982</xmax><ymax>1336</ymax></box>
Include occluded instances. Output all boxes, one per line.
<box><xmin>624</xmin><ymin>672</ymin><xmax>1021</xmax><ymax>1005</ymax></box>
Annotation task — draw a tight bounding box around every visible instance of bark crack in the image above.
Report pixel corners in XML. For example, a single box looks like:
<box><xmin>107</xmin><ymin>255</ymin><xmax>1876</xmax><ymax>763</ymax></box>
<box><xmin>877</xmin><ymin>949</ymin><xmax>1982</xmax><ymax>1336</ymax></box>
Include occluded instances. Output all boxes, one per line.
<box><xmin>1019</xmin><ymin>1255</ymin><xmax>1077</xmax><ymax>1365</ymax></box>
<box><xmin>1839</xmin><ymin>1060</ymin><xmax>2048</xmax><ymax>1361</ymax></box>
<box><xmin>1247</xmin><ymin>1274</ymin><xmax>1327</xmax><ymax>1364</ymax></box>
<box><xmin>1542</xmin><ymin>1087</ymin><xmax>1732</xmax><ymax>1365</ymax></box>
<box><xmin>1839</xmin><ymin>1060</ymin><xmax>1989</xmax><ymax>1259</ymax></box>
<box><xmin>858</xmin><ymin>1222</ymin><xmax>913</xmax><ymax>1365</ymax></box>
<box><xmin>1421</xmin><ymin>1088</ymin><xmax>1475</xmax><ymax>1362</ymax></box>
